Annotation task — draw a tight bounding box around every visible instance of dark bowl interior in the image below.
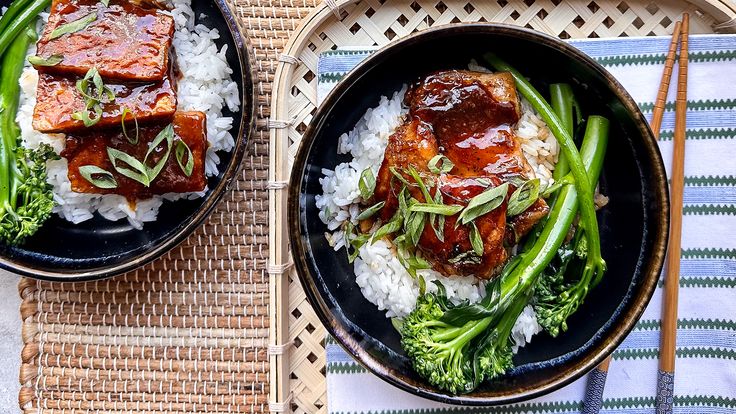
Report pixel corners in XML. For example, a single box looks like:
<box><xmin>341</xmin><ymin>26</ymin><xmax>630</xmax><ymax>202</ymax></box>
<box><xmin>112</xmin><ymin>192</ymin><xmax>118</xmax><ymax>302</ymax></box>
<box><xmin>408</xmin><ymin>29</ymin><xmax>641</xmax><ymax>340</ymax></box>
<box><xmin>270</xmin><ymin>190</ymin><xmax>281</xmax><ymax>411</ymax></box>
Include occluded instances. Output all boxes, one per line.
<box><xmin>0</xmin><ymin>0</ymin><xmax>255</xmax><ymax>281</ymax></box>
<box><xmin>290</xmin><ymin>24</ymin><xmax>669</xmax><ymax>405</ymax></box>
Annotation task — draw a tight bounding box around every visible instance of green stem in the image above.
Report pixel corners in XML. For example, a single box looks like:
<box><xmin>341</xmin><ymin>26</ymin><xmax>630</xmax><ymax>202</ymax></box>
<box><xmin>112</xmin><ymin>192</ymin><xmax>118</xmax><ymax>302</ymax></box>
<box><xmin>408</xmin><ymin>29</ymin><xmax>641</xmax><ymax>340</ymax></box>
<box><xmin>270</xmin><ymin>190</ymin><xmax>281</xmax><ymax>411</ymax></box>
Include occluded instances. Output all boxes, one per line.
<box><xmin>0</xmin><ymin>0</ymin><xmax>49</xmax><ymax>58</ymax></box>
<box><xmin>498</xmin><ymin>115</ymin><xmax>609</xmax><ymax>306</ymax></box>
<box><xmin>483</xmin><ymin>53</ymin><xmax>606</xmax><ymax>286</ymax></box>
<box><xmin>0</xmin><ymin>26</ymin><xmax>34</xmax><ymax>209</ymax></box>
<box><xmin>549</xmin><ymin>83</ymin><xmax>574</xmax><ymax>180</ymax></box>
<box><xmin>0</xmin><ymin>0</ymin><xmax>35</xmax><ymax>35</ymax></box>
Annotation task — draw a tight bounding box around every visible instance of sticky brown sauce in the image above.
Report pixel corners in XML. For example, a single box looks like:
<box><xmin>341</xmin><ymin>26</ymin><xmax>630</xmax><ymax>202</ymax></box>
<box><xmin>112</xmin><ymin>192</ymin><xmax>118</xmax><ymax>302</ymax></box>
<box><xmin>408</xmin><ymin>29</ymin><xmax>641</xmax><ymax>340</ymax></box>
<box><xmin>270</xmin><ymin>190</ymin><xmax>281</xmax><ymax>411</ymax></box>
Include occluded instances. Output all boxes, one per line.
<box><xmin>36</xmin><ymin>0</ymin><xmax>174</xmax><ymax>81</ymax></box>
<box><xmin>63</xmin><ymin>112</ymin><xmax>208</xmax><ymax>202</ymax></box>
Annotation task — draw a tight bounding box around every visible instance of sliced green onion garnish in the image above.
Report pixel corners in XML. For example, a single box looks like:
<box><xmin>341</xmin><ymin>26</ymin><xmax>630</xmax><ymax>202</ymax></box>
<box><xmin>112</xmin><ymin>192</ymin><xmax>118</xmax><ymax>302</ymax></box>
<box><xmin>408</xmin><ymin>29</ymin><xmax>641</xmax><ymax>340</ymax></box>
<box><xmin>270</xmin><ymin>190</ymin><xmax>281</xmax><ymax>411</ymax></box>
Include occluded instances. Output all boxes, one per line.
<box><xmin>469</xmin><ymin>222</ymin><xmax>483</xmax><ymax>256</ymax></box>
<box><xmin>408</xmin><ymin>203</ymin><xmax>463</xmax><ymax>216</ymax></box>
<box><xmin>72</xmin><ymin>104</ymin><xmax>102</xmax><ymax>127</ymax></box>
<box><xmin>406</xmin><ymin>210</ymin><xmax>426</xmax><ymax>246</ymax></box>
<box><xmin>507</xmin><ymin>178</ymin><xmax>540</xmax><ymax>217</ymax></box>
<box><xmin>428</xmin><ymin>154</ymin><xmax>454</xmax><ymax>174</ymax></box>
<box><xmin>356</xmin><ymin>201</ymin><xmax>385</xmax><ymax>221</ymax></box>
<box><xmin>144</xmin><ymin>124</ymin><xmax>175</xmax><ymax>182</ymax></box>
<box><xmin>359</xmin><ymin>168</ymin><xmax>376</xmax><ymax>200</ymax></box>
<box><xmin>27</xmin><ymin>54</ymin><xmax>63</xmax><ymax>66</ymax></box>
<box><xmin>457</xmin><ymin>182</ymin><xmax>509</xmax><ymax>225</ymax></box>
<box><xmin>175</xmin><ymin>139</ymin><xmax>194</xmax><ymax>177</ymax></box>
<box><xmin>78</xmin><ymin>165</ymin><xmax>117</xmax><ymax>189</ymax></box>
<box><xmin>121</xmin><ymin>108</ymin><xmax>139</xmax><ymax>145</ymax></box>
<box><xmin>406</xmin><ymin>165</ymin><xmax>433</xmax><ymax>202</ymax></box>
<box><xmin>371</xmin><ymin>212</ymin><xmax>402</xmax><ymax>243</ymax></box>
<box><xmin>49</xmin><ymin>12</ymin><xmax>97</xmax><ymax>40</ymax></box>
<box><xmin>389</xmin><ymin>166</ymin><xmax>412</xmax><ymax>187</ymax></box>
<box><xmin>107</xmin><ymin>147</ymin><xmax>150</xmax><ymax>186</ymax></box>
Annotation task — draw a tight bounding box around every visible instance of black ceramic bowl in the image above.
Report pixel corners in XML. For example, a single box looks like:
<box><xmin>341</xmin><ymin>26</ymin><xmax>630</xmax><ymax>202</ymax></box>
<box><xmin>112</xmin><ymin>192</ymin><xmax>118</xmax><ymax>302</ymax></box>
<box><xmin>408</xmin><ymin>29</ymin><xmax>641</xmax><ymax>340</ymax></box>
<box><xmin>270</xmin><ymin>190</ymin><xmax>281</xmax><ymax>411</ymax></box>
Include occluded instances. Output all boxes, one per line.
<box><xmin>0</xmin><ymin>0</ymin><xmax>255</xmax><ymax>281</ymax></box>
<box><xmin>290</xmin><ymin>24</ymin><xmax>669</xmax><ymax>405</ymax></box>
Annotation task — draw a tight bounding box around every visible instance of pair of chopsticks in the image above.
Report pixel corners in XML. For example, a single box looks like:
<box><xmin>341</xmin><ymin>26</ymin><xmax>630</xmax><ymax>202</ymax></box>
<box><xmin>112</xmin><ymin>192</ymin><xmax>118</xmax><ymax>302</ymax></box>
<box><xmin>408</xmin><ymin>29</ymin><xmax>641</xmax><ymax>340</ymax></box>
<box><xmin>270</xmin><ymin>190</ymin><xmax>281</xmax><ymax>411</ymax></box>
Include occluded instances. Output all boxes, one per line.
<box><xmin>581</xmin><ymin>14</ymin><xmax>690</xmax><ymax>414</ymax></box>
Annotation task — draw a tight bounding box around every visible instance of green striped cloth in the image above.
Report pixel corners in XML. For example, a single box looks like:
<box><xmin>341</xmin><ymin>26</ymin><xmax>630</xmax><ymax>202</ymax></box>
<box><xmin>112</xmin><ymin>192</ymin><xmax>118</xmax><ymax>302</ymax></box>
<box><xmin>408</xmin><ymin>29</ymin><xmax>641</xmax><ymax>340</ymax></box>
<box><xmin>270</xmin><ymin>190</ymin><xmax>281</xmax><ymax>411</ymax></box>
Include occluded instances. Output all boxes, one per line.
<box><xmin>317</xmin><ymin>34</ymin><xmax>736</xmax><ymax>414</ymax></box>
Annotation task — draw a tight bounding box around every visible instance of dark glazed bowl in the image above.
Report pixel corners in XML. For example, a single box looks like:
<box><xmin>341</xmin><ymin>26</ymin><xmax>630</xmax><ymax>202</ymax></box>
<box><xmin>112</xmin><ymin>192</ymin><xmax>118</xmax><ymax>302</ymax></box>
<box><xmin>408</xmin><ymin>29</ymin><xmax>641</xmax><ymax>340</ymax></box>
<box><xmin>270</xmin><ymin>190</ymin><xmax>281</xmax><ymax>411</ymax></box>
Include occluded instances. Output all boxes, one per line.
<box><xmin>0</xmin><ymin>0</ymin><xmax>256</xmax><ymax>281</ymax></box>
<box><xmin>289</xmin><ymin>24</ymin><xmax>669</xmax><ymax>405</ymax></box>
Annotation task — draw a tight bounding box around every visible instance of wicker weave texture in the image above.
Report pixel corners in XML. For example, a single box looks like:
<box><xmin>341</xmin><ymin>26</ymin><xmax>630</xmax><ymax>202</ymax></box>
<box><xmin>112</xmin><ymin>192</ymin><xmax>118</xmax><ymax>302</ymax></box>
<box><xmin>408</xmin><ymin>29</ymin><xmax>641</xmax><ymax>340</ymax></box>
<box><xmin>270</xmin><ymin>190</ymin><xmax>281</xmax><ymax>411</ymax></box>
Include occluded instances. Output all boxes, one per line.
<box><xmin>16</xmin><ymin>0</ymin><xmax>319</xmax><ymax>412</ymax></box>
<box><xmin>269</xmin><ymin>1</ymin><xmax>733</xmax><ymax>413</ymax></box>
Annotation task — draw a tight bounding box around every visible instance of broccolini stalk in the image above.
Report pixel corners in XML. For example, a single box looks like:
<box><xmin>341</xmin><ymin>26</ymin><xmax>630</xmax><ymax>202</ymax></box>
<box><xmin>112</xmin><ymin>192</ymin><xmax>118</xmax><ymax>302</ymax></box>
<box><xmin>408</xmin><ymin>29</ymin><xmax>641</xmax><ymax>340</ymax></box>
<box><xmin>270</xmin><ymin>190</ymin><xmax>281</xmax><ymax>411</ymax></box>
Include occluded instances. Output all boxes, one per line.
<box><xmin>549</xmin><ymin>83</ymin><xmax>579</xmax><ymax>180</ymax></box>
<box><xmin>0</xmin><ymin>26</ymin><xmax>58</xmax><ymax>245</ymax></box>
<box><xmin>534</xmin><ymin>116</ymin><xmax>609</xmax><ymax>336</ymax></box>
<box><xmin>0</xmin><ymin>0</ymin><xmax>50</xmax><ymax>57</ymax></box>
<box><xmin>0</xmin><ymin>0</ymin><xmax>35</xmax><ymax>36</ymax></box>
<box><xmin>483</xmin><ymin>53</ymin><xmax>607</xmax><ymax>295</ymax></box>
<box><xmin>401</xmin><ymin>115</ymin><xmax>608</xmax><ymax>394</ymax></box>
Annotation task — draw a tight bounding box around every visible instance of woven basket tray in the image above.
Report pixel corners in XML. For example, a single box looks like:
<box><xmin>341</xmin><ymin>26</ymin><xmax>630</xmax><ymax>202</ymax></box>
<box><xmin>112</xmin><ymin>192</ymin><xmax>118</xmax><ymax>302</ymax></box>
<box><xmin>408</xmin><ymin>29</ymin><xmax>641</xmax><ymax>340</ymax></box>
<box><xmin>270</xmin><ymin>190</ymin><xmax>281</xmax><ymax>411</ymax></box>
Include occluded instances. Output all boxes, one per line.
<box><xmin>267</xmin><ymin>1</ymin><xmax>736</xmax><ymax>412</ymax></box>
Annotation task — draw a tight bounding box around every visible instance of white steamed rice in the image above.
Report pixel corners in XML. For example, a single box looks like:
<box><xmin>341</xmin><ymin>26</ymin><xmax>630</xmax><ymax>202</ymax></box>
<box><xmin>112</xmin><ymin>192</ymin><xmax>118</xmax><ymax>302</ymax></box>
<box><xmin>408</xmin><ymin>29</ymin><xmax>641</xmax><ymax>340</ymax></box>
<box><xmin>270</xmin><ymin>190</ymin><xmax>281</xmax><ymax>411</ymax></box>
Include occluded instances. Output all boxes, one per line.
<box><xmin>16</xmin><ymin>0</ymin><xmax>240</xmax><ymax>229</ymax></box>
<box><xmin>316</xmin><ymin>66</ymin><xmax>559</xmax><ymax>350</ymax></box>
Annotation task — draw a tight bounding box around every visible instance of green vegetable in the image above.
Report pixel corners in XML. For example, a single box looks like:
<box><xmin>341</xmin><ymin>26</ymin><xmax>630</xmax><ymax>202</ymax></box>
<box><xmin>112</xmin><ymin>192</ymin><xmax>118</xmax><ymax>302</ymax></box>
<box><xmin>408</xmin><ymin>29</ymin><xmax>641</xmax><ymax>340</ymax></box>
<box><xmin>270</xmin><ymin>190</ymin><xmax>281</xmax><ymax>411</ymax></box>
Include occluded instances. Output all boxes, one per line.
<box><xmin>49</xmin><ymin>12</ymin><xmax>97</xmax><ymax>40</ymax></box>
<box><xmin>72</xmin><ymin>67</ymin><xmax>116</xmax><ymax>127</ymax></box>
<box><xmin>0</xmin><ymin>27</ymin><xmax>59</xmax><ymax>246</ymax></box>
<box><xmin>428</xmin><ymin>154</ymin><xmax>454</xmax><ymax>174</ymax></box>
<box><xmin>457</xmin><ymin>182</ymin><xmax>508</xmax><ymax>225</ymax></box>
<box><xmin>27</xmin><ymin>54</ymin><xmax>63</xmax><ymax>66</ymax></box>
<box><xmin>408</xmin><ymin>203</ymin><xmax>463</xmax><ymax>216</ymax></box>
<box><xmin>356</xmin><ymin>201</ymin><xmax>384</xmax><ymax>221</ymax></box>
<box><xmin>400</xmin><ymin>114</ymin><xmax>608</xmax><ymax>394</ymax></box>
<box><xmin>108</xmin><ymin>147</ymin><xmax>150</xmax><ymax>185</ymax></box>
<box><xmin>429</xmin><ymin>192</ymin><xmax>446</xmax><ymax>242</ymax></box>
<box><xmin>401</xmin><ymin>287</ymin><xmax>487</xmax><ymax>394</ymax></box>
<box><xmin>106</xmin><ymin>123</ymin><xmax>175</xmax><ymax>187</ymax></box>
<box><xmin>469</xmin><ymin>222</ymin><xmax>483</xmax><ymax>256</ymax></box>
<box><xmin>344</xmin><ymin>220</ymin><xmax>370</xmax><ymax>263</ymax></box>
<box><xmin>389</xmin><ymin>166</ymin><xmax>411</xmax><ymax>187</ymax></box>
<box><xmin>406</xmin><ymin>165</ymin><xmax>433</xmax><ymax>202</ymax></box>
<box><xmin>121</xmin><ymin>108</ymin><xmax>139</xmax><ymax>145</ymax></box>
<box><xmin>0</xmin><ymin>0</ymin><xmax>49</xmax><ymax>58</ymax></box>
<box><xmin>371</xmin><ymin>211</ymin><xmax>402</xmax><ymax>242</ymax></box>
<box><xmin>507</xmin><ymin>178</ymin><xmax>540</xmax><ymax>216</ymax></box>
<box><xmin>0</xmin><ymin>0</ymin><xmax>34</xmax><ymax>36</ymax></box>
<box><xmin>405</xmin><ymin>207</ymin><xmax>425</xmax><ymax>246</ymax></box>
<box><xmin>447</xmin><ymin>251</ymin><xmax>481</xmax><ymax>265</ymax></box>
<box><xmin>145</xmin><ymin>124</ymin><xmax>174</xmax><ymax>181</ymax></box>
<box><xmin>79</xmin><ymin>165</ymin><xmax>117</xmax><ymax>189</ymax></box>
<box><xmin>175</xmin><ymin>140</ymin><xmax>193</xmax><ymax>177</ymax></box>
<box><xmin>359</xmin><ymin>168</ymin><xmax>376</xmax><ymax>200</ymax></box>
<box><xmin>534</xmin><ymin>116</ymin><xmax>609</xmax><ymax>336</ymax></box>
<box><xmin>483</xmin><ymin>54</ymin><xmax>606</xmax><ymax>292</ymax></box>
<box><xmin>549</xmin><ymin>83</ymin><xmax>580</xmax><ymax>181</ymax></box>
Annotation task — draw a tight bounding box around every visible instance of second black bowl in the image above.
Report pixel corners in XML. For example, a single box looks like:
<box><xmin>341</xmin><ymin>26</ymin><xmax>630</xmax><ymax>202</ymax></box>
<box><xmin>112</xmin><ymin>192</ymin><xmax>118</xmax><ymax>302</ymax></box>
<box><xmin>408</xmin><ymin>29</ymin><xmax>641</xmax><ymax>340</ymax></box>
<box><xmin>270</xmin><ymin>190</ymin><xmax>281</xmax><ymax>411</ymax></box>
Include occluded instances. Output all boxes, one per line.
<box><xmin>289</xmin><ymin>23</ymin><xmax>669</xmax><ymax>405</ymax></box>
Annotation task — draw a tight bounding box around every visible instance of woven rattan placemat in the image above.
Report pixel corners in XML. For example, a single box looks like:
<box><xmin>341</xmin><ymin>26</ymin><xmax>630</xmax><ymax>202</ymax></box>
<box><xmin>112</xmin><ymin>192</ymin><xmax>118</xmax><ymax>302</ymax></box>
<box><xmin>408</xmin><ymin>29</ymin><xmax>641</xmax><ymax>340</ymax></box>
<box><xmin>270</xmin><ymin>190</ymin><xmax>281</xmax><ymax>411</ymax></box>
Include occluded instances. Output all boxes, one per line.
<box><xmin>17</xmin><ymin>1</ymin><xmax>317</xmax><ymax>412</ymax></box>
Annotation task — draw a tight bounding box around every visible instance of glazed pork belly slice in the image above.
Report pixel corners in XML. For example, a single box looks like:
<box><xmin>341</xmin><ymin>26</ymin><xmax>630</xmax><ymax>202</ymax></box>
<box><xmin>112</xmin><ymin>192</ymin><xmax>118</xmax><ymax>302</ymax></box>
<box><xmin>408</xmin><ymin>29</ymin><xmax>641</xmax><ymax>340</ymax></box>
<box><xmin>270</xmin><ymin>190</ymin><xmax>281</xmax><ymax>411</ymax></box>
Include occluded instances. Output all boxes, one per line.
<box><xmin>418</xmin><ymin>175</ymin><xmax>509</xmax><ymax>279</ymax></box>
<box><xmin>372</xmin><ymin>70</ymin><xmax>550</xmax><ymax>279</ymax></box>
<box><xmin>374</xmin><ymin>117</ymin><xmax>440</xmax><ymax>221</ymax></box>
<box><xmin>373</xmin><ymin>117</ymin><xmax>509</xmax><ymax>279</ymax></box>
<box><xmin>407</xmin><ymin>70</ymin><xmax>533</xmax><ymax>179</ymax></box>
<box><xmin>33</xmin><ymin>72</ymin><xmax>177</xmax><ymax>134</ymax></box>
<box><xmin>63</xmin><ymin>112</ymin><xmax>208</xmax><ymax>200</ymax></box>
<box><xmin>407</xmin><ymin>70</ymin><xmax>549</xmax><ymax>240</ymax></box>
<box><xmin>34</xmin><ymin>0</ymin><xmax>175</xmax><ymax>82</ymax></box>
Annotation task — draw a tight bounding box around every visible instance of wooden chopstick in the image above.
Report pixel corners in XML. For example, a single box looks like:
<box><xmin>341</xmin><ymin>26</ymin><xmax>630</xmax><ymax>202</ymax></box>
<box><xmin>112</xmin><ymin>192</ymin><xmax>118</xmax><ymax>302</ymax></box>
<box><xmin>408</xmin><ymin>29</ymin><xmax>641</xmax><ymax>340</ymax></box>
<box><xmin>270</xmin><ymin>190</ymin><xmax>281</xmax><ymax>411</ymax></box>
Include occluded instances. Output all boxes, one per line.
<box><xmin>651</xmin><ymin>20</ymin><xmax>683</xmax><ymax>138</ymax></box>
<box><xmin>656</xmin><ymin>12</ymin><xmax>689</xmax><ymax>414</ymax></box>
<box><xmin>581</xmin><ymin>19</ymin><xmax>684</xmax><ymax>414</ymax></box>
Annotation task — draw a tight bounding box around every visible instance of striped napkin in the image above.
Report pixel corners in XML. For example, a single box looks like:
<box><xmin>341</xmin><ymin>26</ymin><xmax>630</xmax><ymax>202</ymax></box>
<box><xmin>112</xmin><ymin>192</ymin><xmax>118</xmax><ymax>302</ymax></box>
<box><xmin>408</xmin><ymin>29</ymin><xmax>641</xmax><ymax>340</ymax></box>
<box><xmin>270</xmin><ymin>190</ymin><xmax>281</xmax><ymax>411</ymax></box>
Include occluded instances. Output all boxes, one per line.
<box><xmin>317</xmin><ymin>34</ymin><xmax>736</xmax><ymax>414</ymax></box>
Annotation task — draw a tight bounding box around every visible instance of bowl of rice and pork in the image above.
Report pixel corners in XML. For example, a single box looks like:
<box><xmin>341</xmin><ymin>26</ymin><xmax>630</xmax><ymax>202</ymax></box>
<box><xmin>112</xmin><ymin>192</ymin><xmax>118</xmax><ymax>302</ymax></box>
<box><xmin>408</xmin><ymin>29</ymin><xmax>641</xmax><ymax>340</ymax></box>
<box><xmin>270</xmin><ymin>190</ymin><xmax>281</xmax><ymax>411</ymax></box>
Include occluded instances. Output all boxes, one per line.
<box><xmin>0</xmin><ymin>0</ymin><xmax>254</xmax><ymax>280</ymax></box>
<box><xmin>289</xmin><ymin>24</ymin><xmax>670</xmax><ymax>404</ymax></box>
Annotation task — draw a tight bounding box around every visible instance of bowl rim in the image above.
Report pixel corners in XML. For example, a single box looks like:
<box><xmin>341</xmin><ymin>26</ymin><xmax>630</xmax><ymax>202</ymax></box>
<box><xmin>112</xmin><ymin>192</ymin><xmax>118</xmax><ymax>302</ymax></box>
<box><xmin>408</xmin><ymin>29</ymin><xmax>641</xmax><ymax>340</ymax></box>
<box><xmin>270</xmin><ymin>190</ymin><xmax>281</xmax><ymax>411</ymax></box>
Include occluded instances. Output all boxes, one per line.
<box><xmin>0</xmin><ymin>0</ymin><xmax>257</xmax><ymax>282</ymax></box>
<box><xmin>289</xmin><ymin>22</ymin><xmax>670</xmax><ymax>405</ymax></box>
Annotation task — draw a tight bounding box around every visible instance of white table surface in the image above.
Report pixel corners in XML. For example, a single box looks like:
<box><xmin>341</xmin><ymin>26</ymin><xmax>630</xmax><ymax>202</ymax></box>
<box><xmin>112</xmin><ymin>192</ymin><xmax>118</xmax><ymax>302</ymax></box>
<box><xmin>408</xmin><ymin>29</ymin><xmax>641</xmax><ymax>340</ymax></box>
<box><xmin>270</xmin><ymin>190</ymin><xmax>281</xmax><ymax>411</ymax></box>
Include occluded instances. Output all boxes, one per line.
<box><xmin>0</xmin><ymin>271</ymin><xmax>23</xmax><ymax>414</ymax></box>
